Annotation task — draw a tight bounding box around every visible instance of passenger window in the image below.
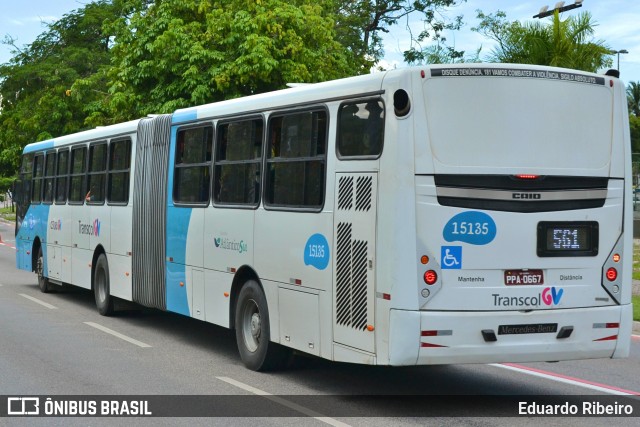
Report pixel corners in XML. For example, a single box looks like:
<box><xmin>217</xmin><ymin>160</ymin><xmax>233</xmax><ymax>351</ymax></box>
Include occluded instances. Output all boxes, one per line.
<box><xmin>214</xmin><ymin>118</ymin><xmax>263</xmax><ymax>206</ymax></box>
<box><xmin>20</xmin><ymin>153</ymin><xmax>34</xmax><ymax>208</ymax></box>
<box><xmin>42</xmin><ymin>151</ymin><xmax>57</xmax><ymax>204</ymax></box>
<box><xmin>87</xmin><ymin>142</ymin><xmax>107</xmax><ymax>204</ymax></box>
<box><xmin>265</xmin><ymin>110</ymin><xmax>327</xmax><ymax>209</ymax></box>
<box><xmin>108</xmin><ymin>138</ymin><xmax>132</xmax><ymax>204</ymax></box>
<box><xmin>31</xmin><ymin>153</ymin><xmax>45</xmax><ymax>203</ymax></box>
<box><xmin>69</xmin><ymin>146</ymin><xmax>87</xmax><ymax>204</ymax></box>
<box><xmin>55</xmin><ymin>149</ymin><xmax>69</xmax><ymax>204</ymax></box>
<box><xmin>337</xmin><ymin>100</ymin><xmax>384</xmax><ymax>158</ymax></box>
<box><xmin>174</xmin><ymin>125</ymin><xmax>213</xmax><ymax>205</ymax></box>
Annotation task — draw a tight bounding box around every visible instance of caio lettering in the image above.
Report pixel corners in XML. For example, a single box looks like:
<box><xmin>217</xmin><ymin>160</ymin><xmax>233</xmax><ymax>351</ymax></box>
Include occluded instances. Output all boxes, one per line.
<box><xmin>512</xmin><ymin>193</ymin><xmax>541</xmax><ymax>200</ymax></box>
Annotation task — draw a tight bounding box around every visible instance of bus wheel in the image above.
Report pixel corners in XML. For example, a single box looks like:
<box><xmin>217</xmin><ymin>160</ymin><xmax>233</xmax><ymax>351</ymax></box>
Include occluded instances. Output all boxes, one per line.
<box><xmin>36</xmin><ymin>247</ymin><xmax>51</xmax><ymax>293</ymax></box>
<box><xmin>235</xmin><ymin>280</ymin><xmax>289</xmax><ymax>371</ymax></box>
<box><xmin>94</xmin><ymin>254</ymin><xmax>114</xmax><ymax>316</ymax></box>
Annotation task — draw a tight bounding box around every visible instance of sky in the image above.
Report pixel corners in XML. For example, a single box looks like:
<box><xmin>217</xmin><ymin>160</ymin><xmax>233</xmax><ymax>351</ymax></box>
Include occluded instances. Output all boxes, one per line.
<box><xmin>0</xmin><ymin>0</ymin><xmax>639</xmax><ymax>84</ymax></box>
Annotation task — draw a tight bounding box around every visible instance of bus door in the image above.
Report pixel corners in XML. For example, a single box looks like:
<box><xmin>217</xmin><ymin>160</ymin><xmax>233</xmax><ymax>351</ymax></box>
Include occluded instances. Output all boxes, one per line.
<box><xmin>332</xmin><ymin>172</ymin><xmax>378</xmax><ymax>354</ymax></box>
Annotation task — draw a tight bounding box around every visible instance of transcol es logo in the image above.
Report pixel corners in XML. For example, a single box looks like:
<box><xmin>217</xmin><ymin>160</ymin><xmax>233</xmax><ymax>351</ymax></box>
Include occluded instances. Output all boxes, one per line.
<box><xmin>493</xmin><ymin>287</ymin><xmax>564</xmax><ymax>307</ymax></box>
<box><xmin>79</xmin><ymin>219</ymin><xmax>101</xmax><ymax>237</ymax></box>
<box><xmin>214</xmin><ymin>237</ymin><xmax>247</xmax><ymax>254</ymax></box>
<box><xmin>49</xmin><ymin>219</ymin><xmax>62</xmax><ymax>230</ymax></box>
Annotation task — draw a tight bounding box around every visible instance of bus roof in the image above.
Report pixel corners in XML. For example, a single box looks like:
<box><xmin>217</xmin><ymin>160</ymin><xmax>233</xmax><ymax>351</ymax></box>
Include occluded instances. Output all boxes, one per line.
<box><xmin>22</xmin><ymin>119</ymin><xmax>141</xmax><ymax>154</ymax></box>
<box><xmin>173</xmin><ymin>71</ymin><xmax>389</xmax><ymax>123</ymax></box>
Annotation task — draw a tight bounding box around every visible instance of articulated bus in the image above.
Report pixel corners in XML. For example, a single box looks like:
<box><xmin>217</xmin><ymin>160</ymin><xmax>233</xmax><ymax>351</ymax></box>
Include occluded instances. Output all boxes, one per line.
<box><xmin>15</xmin><ymin>65</ymin><xmax>632</xmax><ymax>370</ymax></box>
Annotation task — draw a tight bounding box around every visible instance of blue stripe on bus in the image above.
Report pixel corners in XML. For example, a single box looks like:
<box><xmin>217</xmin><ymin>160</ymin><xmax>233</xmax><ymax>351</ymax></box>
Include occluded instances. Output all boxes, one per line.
<box><xmin>166</xmin><ymin>207</ymin><xmax>191</xmax><ymax>315</ymax></box>
<box><xmin>171</xmin><ymin>110</ymin><xmax>198</xmax><ymax>125</ymax></box>
<box><xmin>165</xmin><ymin>125</ymin><xmax>190</xmax><ymax>316</ymax></box>
<box><xmin>23</xmin><ymin>140</ymin><xmax>55</xmax><ymax>154</ymax></box>
<box><xmin>15</xmin><ymin>204</ymin><xmax>50</xmax><ymax>274</ymax></box>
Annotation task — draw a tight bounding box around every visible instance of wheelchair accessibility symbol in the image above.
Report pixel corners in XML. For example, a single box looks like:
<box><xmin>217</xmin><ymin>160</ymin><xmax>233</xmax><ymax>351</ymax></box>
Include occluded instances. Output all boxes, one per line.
<box><xmin>441</xmin><ymin>246</ymin><xmax>462</xmax><ymax>269</ymax></box>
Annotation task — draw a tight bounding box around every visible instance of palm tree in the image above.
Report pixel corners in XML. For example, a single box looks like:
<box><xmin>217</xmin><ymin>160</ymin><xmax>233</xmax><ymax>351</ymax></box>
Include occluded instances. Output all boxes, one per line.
<box><xmin>628</xmin><ymin>81</ymin><xmax>640</xmax><ymax>117</ymax></box>
<box><xmin>475</xmin><ymin>10</ymin><xmax>612</xmax><ymax>73</ymax></box>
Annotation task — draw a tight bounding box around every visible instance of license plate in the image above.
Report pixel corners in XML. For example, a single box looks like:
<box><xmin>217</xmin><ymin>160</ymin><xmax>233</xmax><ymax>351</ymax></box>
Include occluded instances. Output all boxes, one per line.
<box><xmin>504</xmin><ymin>269</ymin><xmax>544</xmax><ymax>285</ymax></box>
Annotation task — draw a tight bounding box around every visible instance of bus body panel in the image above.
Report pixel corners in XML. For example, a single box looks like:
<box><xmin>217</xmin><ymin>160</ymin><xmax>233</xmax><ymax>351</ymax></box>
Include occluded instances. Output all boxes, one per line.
<box><xmin>415</xmin><ymin>176</ymin><xmax>625</xmax><ymax>311</ymax></box>
<box><xmin>417</xmin><ymin>65</ymin><xmax>616</xmax><ymax>177</ymax></box>
<box><xmin>388</xmin><ymin>304</ymin><xmax>630</xmax><ymax>365</ymax></box>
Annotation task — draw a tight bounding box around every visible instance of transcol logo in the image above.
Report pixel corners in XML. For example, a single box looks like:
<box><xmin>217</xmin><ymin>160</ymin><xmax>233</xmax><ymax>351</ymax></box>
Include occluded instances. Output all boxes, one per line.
<box><xmin>214</xmin><ymin>237</ymin><xmax>247</xmax><ymax>254</ymax></box>
<box><xmin>492</xmin><ymin>287</ymin><xmax>564</xmax><ymax>307</ymax></box>
<box><xmin>49</xmin><ymin>219</ymin><xmax>62</xmax><ymax>230</ymax></box>
<box><xmin>79</xmin><ymin>219</ymin><xmax>101</xmax><ymax>237</ymax></box>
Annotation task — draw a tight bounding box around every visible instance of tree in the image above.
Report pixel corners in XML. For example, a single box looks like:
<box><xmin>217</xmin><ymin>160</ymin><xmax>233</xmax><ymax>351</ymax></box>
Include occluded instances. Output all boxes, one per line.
<box><xmin>332</xmin><ymin>0</ymin><xmax>468</xmax><ymax>67</ymax></box>
<box><xmin>473</xmin><ymin>10</ymin><xmax>612</xmax><ymax>72</ymax></box>
<box><xmin>84</xmin><ymin>0</ymin><xmax>354</xmax><ymax>122</ymax></box>
<box><xmin>628</xmin><ymin>81</ymin><xmax>640</xmax><ymax>117</ymax></box>
<box><xmin>0</xmin><ymin>1</ymin><xmax>117</xmax><ymax>175</ymax></box>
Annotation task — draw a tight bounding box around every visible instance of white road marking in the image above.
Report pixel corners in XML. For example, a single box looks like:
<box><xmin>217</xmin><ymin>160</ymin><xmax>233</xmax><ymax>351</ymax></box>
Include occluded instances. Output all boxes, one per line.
<box><xmin>491</xmin><ymin>363</ymin><xmax>638</xmax><ymax>395</ymax></box>
<box><xmin>19</xmin><ymin>293</ymin><xmax>57</xmax><ymax>309</ymax></box>
<box><xmin>217</xmin><ymin>376</ymin><xmax>351</xmax><ymax>427</ymax></box>
<box><xmin>0</xmin><ymin>241</ymin><xmax>16</xmax><ymax>250</ymax></box>
<box><xmin>84</xmin><ymin>322</ymin><xmax>151</xmax><ymax>348</ymax></box>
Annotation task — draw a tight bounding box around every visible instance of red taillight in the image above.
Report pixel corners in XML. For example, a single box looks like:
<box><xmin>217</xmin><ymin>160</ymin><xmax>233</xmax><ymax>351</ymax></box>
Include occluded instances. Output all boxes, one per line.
<box><xmin>424</xmin><ymin>270</ymin><xmax>437</xmax><ymax>285</ymax></box>
<box><xmin>515</xmin><ymin>174</ymin><xmax>540</xmax><ymax>180</ymax></box>
<box><xmin>606</xmin><ymin>267</ymin><xmax>617</xmax><ymax>282</ymax></box>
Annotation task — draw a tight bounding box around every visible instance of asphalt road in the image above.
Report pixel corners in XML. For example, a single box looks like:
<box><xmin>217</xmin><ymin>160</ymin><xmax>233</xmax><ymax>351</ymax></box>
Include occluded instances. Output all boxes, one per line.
<box><xmin>0</xmin><ymin>219</ymin><xmax>639</xmax><ymax>426</ymax></box>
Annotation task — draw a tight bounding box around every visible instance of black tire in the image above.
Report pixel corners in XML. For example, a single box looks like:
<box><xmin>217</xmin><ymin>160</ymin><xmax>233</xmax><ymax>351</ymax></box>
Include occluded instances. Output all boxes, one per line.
<box><xmin>94</xmin><ymin>254</ymin><xmax>114</xmax><ymax>316</ymax></box>
<box><xmin>235</xmin><ymin>280</ymin><xmax>290</xmax><ymax>371</ymax></box>
<box><xmin>36</xmin><ymin>246</ymin><xmax>51</xmax><ymax>293</ymax></box>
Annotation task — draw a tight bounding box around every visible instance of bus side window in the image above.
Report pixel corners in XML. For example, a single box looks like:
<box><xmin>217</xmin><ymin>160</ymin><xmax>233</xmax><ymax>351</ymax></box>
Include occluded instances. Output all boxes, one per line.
<box><xmin>87</xmin><ymin>142</ymin><xmax>108</xmax><ymax>204</ymax></box>
<box><xmin>69</xmin><ymin>146</ymin><xmax>87</xmax><ymax>204</ymax></box>
<box><xmin>173</xmin><ymin>125</ymin><xmax>213</xmax><ymax>205</ymax></box>
<box><xmin>55</xmin><ymin>149</ymin><xmax>69</xmax><ymax>204</ymax></box>
<box><xmin>20</xmin><ymin>153</ymin><xmax>34</xmax><ymax>210</ymax></box>
<box><xmin>265</xmin><ymin>109</ymin><xmax>327</xmax><ymax>209</ymax></box>
<box><xmin>214</xmin><ymin>118</ymin><xmax>263</xmax><ymax>206</ymax></box>
<box><xmin>31</xmin><ymin>153</ymin><xmax>45</xmax><ymax>204</ymax></box>
<box><xmin>108</xmin><ymin>138</ymin><xmax>132</xmax><ymax>205</ymax></box>
<box><xmin>42</xmin><ymin>150</ymin><xmax>57</xmax><ymax>204</ymax></box>
<box><xmin>337</xmin><ymin>100</ymin><xmax>384</xmax><ymax>158</ymax></box>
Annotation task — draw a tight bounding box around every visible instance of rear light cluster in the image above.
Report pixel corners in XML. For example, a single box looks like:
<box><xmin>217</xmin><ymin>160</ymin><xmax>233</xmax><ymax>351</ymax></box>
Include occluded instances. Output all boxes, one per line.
<box><xmin>421</xmin><ymin>255</ymin><xmax>438</xmax><ymax>285</ymax></box>
<box><xmin>605</xmin><ymin>253</ymin><xmax>620</xmax><ymax>282</ymax></box>
<box><xmin>419</xmin><ymin>253</ymin><xmax>440</xmax><ymax>301</ymax></box>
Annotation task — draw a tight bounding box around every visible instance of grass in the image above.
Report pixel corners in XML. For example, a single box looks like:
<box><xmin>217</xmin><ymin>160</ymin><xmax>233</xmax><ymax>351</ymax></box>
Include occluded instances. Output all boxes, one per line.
<box><xmin>634</xmin><ymin>242</ymin><xmax>640</xmax><ymax>281</ymax></box>
<box><xmin>632</xmin><ymin>243</ymin><xmax>640</xmax><ymax>321</ymax></box>
<box><xmin>0</xmin><ymin>206</ymin><xmax>16</xmax><ymax>222</ymax></box>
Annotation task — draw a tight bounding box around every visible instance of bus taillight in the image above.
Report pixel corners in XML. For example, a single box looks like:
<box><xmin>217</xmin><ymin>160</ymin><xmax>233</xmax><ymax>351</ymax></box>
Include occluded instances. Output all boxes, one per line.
<box><xmin>606</xmin><ymin>267</ymin><xmax>617</xmax><ymax>282</ymax></box>
<box><xmin>424</xmin><ymin>270</ymin><xmax>437</xmax><ymax>285</ymax></box>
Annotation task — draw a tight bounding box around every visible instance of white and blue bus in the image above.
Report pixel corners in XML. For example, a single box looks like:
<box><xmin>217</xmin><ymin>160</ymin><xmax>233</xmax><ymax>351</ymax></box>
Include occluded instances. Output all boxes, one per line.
<box><xmin>15</xmin><ymin>65</ymin><xmax>633</xmax><ymax>370</ymax></box>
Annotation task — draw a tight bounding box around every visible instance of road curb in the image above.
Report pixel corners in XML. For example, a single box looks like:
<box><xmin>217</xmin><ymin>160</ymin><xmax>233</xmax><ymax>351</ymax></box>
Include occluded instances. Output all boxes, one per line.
<box><xmin>634</xmin><ymin>321</ymin><xmax>640</xmax><ymax>334</ymax></box>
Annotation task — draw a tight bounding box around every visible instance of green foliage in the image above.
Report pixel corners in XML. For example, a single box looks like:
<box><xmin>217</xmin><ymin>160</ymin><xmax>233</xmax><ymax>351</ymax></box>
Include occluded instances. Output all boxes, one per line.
<box><xmin>332</xmin><ymin>1</ymin><xmax>469</xmax><ymax>67</ymax></box>
<box><xmin>0</xmin><ymin>1</ymin><xmax>117</xmax><ymax>176</ymax></box>
<box><xmin>0</xmin><ymin>176</ymin><xmax>15</xmax><ymax>195</ymax></box>
<box><xmin>473</xmin><ymin>10</ymin><xmax>612</xmax><ymax>72</ymax></box>
<box><xmin>93</xmin><ymin>0</ymin><xmax>355</xmax><ymax>121</ymax></box>
<box><xmin>628</xmin><ymin>81</ymin><xmax>640</xmax><ymax>117</ymax></box>
<box><xmin>630</xmin><ymin>115</ymin><xmax>640</xmax><ymax>155</ymax></box>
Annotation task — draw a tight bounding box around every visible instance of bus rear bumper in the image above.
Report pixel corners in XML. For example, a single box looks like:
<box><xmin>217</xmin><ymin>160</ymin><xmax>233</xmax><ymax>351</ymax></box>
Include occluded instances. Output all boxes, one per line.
<box><xmin>388</xmin><ymin>305</ymin><xmax>632</xmax><ymax>366</ymax></box>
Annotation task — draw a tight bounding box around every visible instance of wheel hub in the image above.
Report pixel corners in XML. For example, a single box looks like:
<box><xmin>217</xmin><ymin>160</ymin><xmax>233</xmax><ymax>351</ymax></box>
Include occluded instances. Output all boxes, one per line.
<box><xmin>250</xmin><ymin>312</ymin><xmax>261</xmax><ymax>339</ymax></box>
